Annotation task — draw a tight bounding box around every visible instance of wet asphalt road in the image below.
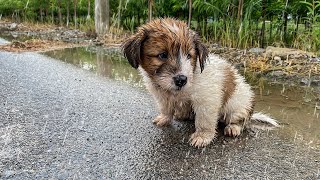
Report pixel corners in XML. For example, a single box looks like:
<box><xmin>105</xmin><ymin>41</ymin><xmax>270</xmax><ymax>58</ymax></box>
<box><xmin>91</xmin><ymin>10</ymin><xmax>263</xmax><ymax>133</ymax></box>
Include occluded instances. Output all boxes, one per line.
<box><xmin>0</xmin><ymin>49</ymin><xmax>319</xmax><ymax>179</ymax></box>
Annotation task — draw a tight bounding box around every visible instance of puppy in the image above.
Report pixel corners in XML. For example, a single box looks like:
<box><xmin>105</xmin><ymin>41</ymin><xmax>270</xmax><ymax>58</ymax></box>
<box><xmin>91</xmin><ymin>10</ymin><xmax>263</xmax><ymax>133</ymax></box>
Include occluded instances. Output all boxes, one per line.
<box><xmin>122</xmin><ymin>18</ymin><xmax>278</xmax><ymax>147</ymax></box>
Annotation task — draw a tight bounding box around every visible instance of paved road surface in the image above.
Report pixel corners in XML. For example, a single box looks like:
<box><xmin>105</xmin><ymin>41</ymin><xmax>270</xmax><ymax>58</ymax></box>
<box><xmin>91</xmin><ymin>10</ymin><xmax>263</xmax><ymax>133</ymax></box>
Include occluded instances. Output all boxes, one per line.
<box><xmin>0</xmin><ymin>50</ymin><xmax>319</xmax><ymax>179</ymax></box>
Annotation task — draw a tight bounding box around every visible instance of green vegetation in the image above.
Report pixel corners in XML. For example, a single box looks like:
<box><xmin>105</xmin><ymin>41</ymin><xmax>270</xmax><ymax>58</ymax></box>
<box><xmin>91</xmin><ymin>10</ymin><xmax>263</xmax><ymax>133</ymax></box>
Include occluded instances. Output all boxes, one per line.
<box><xmin>0</xmin><ymin>0</ymin><xmax>319</xmax><ymax>53</ymax></box>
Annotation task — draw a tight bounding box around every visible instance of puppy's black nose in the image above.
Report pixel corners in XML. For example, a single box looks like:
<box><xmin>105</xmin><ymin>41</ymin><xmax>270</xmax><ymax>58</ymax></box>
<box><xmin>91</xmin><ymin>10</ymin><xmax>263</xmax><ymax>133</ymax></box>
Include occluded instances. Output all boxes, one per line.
<box><xmin>173</xmin><ymin>75</ymin><xmax>187</xmax><ymax>87</ymax></box>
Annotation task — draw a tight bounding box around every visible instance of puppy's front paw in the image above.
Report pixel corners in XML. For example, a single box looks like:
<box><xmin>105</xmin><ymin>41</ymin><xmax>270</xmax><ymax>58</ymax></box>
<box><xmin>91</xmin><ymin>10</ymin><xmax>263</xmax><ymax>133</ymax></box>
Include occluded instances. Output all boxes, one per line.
<box><xmin>189</xmin><ymin>131</ymin><xmax>216</xmax><ymax>148</ymax></box>
<box><xmin>153</xmin><ymin>114</ymin><xmax>171</xmax><ymax>126</ymax></box>
<box><xmin>224</xmin><ymin>124</ymin><xmax>242</xmax><ymax>137</ymax></box>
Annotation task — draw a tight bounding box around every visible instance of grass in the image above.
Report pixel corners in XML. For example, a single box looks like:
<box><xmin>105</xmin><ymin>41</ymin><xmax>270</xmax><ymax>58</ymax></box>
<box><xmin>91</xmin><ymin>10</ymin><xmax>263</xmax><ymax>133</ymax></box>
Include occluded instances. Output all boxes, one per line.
<box><xmin>4</xmin><ymin>14</ymin><xmax>320</xmax><ymax>55</ymax></box>
<box><xmin>191</xmin><ymin>18</ymin><xmax>320</xmax><ymax>55</ymax></box>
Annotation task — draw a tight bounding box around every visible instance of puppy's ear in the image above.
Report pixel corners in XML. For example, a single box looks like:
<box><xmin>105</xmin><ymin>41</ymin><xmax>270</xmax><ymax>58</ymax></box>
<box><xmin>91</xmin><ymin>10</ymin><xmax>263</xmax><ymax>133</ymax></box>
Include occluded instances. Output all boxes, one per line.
<box><xmin>122</xmin><ymin>31</ymin><xmax>146</xmax><ymax>69</ymax></box>
<box><xmin>194</xmin><ymin>34</ymin><xmax>208</xmax><ymax>73</ymax></box>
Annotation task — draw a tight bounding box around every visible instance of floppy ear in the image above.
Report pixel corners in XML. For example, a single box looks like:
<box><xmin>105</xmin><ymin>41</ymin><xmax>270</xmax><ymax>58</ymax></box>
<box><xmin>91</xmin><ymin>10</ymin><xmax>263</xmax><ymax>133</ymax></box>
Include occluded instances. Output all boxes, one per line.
<box><xmin>122</xmin><ymin>31</ymin><xmax>146</xmax><ymax>69</ymax></box>
<box><xmin>194</xmin><ymin>34</ymin><xmax>208</xmax><ymax>73</ymax></box>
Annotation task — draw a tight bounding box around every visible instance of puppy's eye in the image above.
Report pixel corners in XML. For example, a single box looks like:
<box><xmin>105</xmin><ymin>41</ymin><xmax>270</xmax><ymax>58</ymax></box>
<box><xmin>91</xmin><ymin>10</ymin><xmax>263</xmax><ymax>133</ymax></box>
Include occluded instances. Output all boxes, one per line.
<box><xmin>187</xmin><ymin>54</ymin><xmax>192</xmax><ymax>59</ymax></box>
<box><xmin>158</xmin><ymin>52</ymin><xmax>168</xmax><ymax>60</ymax></box>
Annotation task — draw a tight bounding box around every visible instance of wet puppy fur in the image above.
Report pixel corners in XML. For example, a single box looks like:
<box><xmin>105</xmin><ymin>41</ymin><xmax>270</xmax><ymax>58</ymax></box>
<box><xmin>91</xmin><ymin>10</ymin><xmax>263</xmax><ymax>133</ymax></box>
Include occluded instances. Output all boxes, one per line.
<box><xmin>122</xmin><ymin>18</ymin><xmax>273</xmax><ymax>147</ymax></box>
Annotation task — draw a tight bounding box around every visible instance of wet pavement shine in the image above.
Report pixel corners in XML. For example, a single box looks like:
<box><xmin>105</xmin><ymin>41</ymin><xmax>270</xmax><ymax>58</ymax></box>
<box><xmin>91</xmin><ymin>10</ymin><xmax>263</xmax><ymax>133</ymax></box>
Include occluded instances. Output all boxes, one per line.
<box><xmin>0</xmin><ymin>43</ymin><xmax>319</xmax><ymax>179</ymax></box>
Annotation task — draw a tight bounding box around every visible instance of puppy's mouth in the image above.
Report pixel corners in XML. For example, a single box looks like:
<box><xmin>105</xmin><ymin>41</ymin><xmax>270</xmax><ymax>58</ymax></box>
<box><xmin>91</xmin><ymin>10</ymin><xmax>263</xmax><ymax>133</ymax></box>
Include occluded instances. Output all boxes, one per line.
<box><xmin>175</xmin><ymin>86</ymin><xmax>183</xmax><ymax>91</ymax></box>
<box><xmin>172</xmin><ymin>74</ymin><xmax>188</xmax><ymax>91</ymax></box>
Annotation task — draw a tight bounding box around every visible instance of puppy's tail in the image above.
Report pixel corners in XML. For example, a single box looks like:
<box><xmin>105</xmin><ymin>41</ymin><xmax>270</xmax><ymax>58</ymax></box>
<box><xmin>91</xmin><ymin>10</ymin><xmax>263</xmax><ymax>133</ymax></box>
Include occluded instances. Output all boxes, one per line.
<box><xmin>245</xmin><ymin>112</ymin><xmax>279</xmax><ymax>130</ymax></box>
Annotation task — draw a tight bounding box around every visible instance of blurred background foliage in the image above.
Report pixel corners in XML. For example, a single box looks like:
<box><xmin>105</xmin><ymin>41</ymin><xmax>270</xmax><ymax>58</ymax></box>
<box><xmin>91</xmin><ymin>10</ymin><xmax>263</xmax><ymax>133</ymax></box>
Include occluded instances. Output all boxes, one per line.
<box><xmin>0</xmin><ymin>0</ymin><xmax>319</xmax><ymax>52</ymax></box>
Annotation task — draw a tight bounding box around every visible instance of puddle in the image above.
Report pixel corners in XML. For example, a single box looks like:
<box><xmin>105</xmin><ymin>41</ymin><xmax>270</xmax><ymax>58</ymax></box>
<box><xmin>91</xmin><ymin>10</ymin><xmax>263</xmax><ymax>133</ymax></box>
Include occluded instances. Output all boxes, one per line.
<box><xmin>251</xmin><ymin>81</ymin><xmax>320</xmax><ymax>149</ymax></box>
<box><xmin>43</xmin><ymin>46</ymin><xmax>143</xmax><ymax>87</ymax></box>
<box><xmin>43</xmin><ymin>46</ymin><xmax>320</xmax><ymax>149</ymax></box>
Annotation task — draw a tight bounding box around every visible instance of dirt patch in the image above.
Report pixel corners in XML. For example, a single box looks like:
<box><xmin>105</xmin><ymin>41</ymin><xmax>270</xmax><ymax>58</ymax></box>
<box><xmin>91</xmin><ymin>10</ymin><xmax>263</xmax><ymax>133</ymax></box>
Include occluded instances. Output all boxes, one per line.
<box><xmin>0</xmin><ymin>21</ymin><xmax>125</xmax><ymax>51</ymax></box>
<box><xmin>265</xmin><ymin>46</ymin><xmax>315</xmax><ymax>58</ymax></box>
<box><xmin>209</xmin><ymin>46</ymin><xmax>320</xmax><ymax>86</ymax></box>
<box><xmin>0</xmin><ymin>39</ymin><xmax>86</xmax><ymax>52</ymax></box>
<box><xmin>0</xmin><ymin>20</ymin><xmax>92</xmax><ymax>52</ymax></box>
<box><xmin>0</xmin><ymin>20</ymin><xmax>91</xmax><ymax>44</ymax></box>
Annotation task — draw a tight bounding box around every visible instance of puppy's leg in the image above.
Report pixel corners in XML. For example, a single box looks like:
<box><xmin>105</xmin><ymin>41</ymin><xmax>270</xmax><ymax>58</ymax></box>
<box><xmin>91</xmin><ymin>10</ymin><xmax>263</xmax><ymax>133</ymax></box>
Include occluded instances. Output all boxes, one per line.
<box><xmin>153</xmin><ymin>97</ymin><xmax>175</xmax><ymax>127</ymax></box>
<box><xmin>223</xmin><ymin>92</ymin><xmax>254</xmax><ymax>137</ymax></box>
<box><xmin>223</xmin><ymin>111</ymin><xmax>250</xmax><ymax>137</ymax></box>
<box><xmin>224</xmin><ymin>120</ymin><xmax>243</xmax><ymax>137</ymax></box>
<box><xmin>189</xmin><ymin>106</ymin><xmax>219</xmax><ymax>147</ymax></box>
<box><xmin>174</xmin><ymin>100</ymin><xmax>193</xmax><ymax>121</ymax></box>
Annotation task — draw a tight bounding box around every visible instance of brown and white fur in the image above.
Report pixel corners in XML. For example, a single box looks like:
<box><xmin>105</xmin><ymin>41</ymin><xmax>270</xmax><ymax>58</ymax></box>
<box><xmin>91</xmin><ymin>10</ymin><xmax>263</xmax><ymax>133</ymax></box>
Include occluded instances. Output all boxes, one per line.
<box><xmin>122</xmin><ymin>18</ymin><xmax>278</xmax><ymax>148</ymax></box>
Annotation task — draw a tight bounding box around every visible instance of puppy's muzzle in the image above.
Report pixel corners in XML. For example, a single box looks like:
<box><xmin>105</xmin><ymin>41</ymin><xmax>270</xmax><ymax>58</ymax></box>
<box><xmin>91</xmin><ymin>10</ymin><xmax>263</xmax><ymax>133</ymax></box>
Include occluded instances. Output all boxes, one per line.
<box><xmin>173</xmin><ymin>75</ymin><xmax>187</xmax><ymax>88</ymax></box>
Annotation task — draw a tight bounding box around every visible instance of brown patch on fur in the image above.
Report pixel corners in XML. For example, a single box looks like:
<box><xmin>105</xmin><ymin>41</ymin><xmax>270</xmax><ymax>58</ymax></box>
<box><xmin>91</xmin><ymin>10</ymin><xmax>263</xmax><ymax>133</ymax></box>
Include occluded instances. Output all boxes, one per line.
<box><xmin>193</xmin><ymin>33</ymin><xmax>208</xmax><ymax>72</ymax></box>
<box><xmin>222</xmin><ymin>67</ymin><xmax>236</xmax><ymax>107</ymax></box>
<box><xmin>139</xmin><ymin>19</ymin><xmax>194</xmax><ymax>76</ymax></box>
<box><xmin>122</xmin><ymin>18</ymin><xmax>208</xmax><ymax>76</ymax></box>
<box><xmin>122</xmin><ymin>31</ymin><xmax>146</xmax><ymax>68</ymax></box>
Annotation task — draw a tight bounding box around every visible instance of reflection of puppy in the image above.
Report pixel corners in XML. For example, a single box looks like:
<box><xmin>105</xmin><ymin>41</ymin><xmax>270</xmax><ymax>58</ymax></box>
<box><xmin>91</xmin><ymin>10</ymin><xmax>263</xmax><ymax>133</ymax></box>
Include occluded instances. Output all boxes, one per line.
<box><xmin>122</xmin><ymin>18</ymin><xmax>278</xmax><ymax>147</ymax></box>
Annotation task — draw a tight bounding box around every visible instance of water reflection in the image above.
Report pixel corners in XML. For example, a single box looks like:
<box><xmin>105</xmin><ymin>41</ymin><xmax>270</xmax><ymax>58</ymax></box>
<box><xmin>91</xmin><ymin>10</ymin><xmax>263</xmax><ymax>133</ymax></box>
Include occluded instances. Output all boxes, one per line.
<box><xmin>43</xmin><ymin>46</ymin><xmax>143</xmax><ymax>87</ymax></box>
<box><xmin>252</xmin><ymin>81</ymin><xmax>320</xmax><ymax>149</ymax></box>
<box><xmin>43</xmin><ymin>47</ymin><xmax>320</xmax><ymax>148</ymax></box>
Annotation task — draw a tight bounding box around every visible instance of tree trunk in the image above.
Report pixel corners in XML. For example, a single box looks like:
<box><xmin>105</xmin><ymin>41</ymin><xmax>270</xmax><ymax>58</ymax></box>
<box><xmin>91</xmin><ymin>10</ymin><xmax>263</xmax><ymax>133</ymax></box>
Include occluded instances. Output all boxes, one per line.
<box><xmin>260</xmin><ymin>0</ymin><xmax>266</xmax><ymax>47</ymax></box>
<box><xmin>51</xmin><ymin>5</ymin><xmax>54</xmax><ymax>24</ymax></box>
<box><xmin>95</xmin><ymin>0</ymin><xmax>110</xmax><ymax>37</ymax></box>
<box><xmin>38</xmin><ymin>1</ymin><xmax>42</xmax><ymax>22</ymax></box>
<box><xmin>282</xmin><ymin>0</ymin><xmax>288</xmax><ymax>42</ymax></box>
<box><xmin>283</xmin><ymin>11</ymin><xmax>288</xmax><ymax>43</ymax></box>
<box><xmin>87</xmin><ymin>0</ymin><xmax>91</xmax><ymax>20</ymax></box>
<box><xmin>117</xmin><ymin>0</ymin><xmax>122</xmax><ymax>29</ymax></box>
<box><xmin>148</xmin><ymin>0</ymin><xmax>153</xmax><ymax>22</ymax></box>
<box><xmin>255</xmin><ymin>20</ymin><xmax>259</xmax><ymax>38</ymax></box>
<box><xmin>204</xmin><ymin>16</ymin><xmax>208</xmax><ymax>38</ymax></box>
<box><xmin>304</xmin><ymin>21</ymin><xmax>307</xmax><ymax>30</ymax></box>
<box><xmin>106</xmin><ymin>0</ymin><xmax>110</xmax><ymax>31</ymax></box>
<box><xmin>73</xmin><ymin>0</ymin><xmax>77</xmax><ymax>29</ymax></box>
<box><xmin>237</xmin><ymin>0</ymin><xmax>244</xmax><ymax>46</ymax></box>
<box><xmin>294</xmin><ymin>16</ymin><xmax>299</xmax><ymax>39</ymax></box>
<box><xmin>237</xmin><ymin>0</ymin><xmax>243</xmax><ymax>22</ymax></box>
<box><xmin>137</xmin><ymin>12</ymin><xmax>140</xmax><ymax>27</ymax></box>
<box><xmin>58</xmin><ymin>0</ymin><xmax>62</xmax><ymax>26</ymax></box>
<box><xmin>45</xmin><ymin>8</ymin><xmax>48</xmax><ymax>22</ymax></box>
<box><xmin>188</xmin><ymin>0</ymin><xmax>192</xmax><ymax>27</ymax></box>
<box><xmin>269</xmin><ymin>21</ymin><xmax>272</xmax><ymax>43</ymax></box>
<box><xmin>40</xmin><ymin>7</ymin><xmax>43</xmax><ymax>22</ymax></box>
<box><xmin>66</xmin><ymin>0</ymin><xmax>70</xmax><ymax>27</ymax></box>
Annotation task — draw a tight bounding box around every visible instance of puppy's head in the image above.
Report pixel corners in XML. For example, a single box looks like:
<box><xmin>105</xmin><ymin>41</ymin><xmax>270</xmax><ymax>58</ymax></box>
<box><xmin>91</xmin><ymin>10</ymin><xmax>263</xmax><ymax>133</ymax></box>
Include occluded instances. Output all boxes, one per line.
<box><xmin>122</xmin><ymin>18</ymin><xmax>208</xmax><ymax>92</ymax></box>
